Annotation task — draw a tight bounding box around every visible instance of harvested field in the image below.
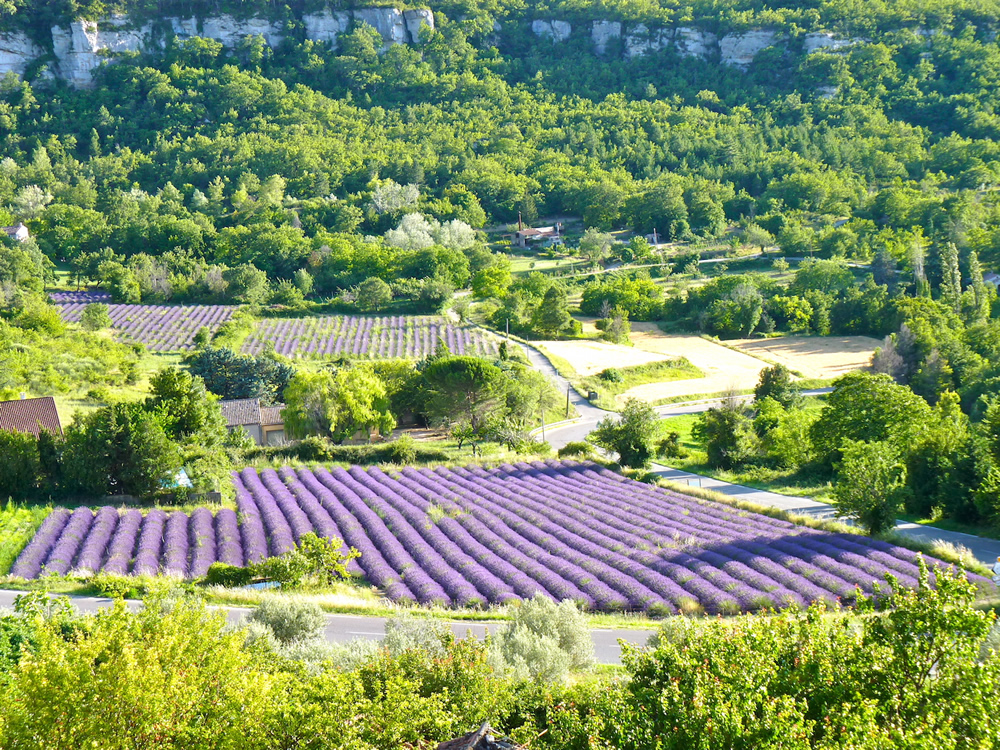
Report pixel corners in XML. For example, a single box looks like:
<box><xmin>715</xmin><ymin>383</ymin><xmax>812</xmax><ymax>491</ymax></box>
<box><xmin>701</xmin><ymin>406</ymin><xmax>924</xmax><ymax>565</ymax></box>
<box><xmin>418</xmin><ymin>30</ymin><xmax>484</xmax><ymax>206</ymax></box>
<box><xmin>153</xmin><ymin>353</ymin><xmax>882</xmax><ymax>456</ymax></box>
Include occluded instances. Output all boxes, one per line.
<box><xmin>730</xmin><ymin>336</ymin><xmax>879</xmax><ymax>380</ymax></box>
<box><xmin>619</xmin><ymin>324</ymin><xmax>767</xmax><ymax>403</ymax></box>
<box><xmin>538</xmin><ymin>339</ymin><xmax>670</xmax><ymax>376</ymax></box>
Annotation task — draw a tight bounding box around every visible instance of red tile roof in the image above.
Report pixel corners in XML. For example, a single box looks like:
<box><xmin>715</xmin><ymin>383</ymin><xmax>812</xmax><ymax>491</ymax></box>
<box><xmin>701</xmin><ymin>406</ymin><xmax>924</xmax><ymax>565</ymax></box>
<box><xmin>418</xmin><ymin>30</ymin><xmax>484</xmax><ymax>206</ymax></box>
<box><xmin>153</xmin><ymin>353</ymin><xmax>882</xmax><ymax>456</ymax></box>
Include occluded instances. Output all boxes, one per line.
<box><xmin>0</xmin><ymin>397</ymin><xmax>63</xmax><ymax>437</ymax></box>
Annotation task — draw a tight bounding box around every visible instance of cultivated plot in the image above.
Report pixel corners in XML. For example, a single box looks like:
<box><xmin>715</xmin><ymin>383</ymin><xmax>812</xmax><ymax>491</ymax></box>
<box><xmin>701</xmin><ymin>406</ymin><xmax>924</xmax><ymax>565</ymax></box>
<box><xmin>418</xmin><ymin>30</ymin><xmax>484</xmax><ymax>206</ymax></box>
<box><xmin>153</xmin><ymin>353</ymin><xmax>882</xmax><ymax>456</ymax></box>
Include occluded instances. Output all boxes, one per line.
<box><xmin>10</xmin><ymin>461</ymin><xmax>980</xmax><ymax>615</ymax></box>
<box><xmin>57</xmin><ymin>304</ymin><xmax>236</xmax><ymax>352</ymax></box>
<box><xmin>240</xmin><ymin>315</ymin><xmax>499</xmax><ymax>359</ymax></box>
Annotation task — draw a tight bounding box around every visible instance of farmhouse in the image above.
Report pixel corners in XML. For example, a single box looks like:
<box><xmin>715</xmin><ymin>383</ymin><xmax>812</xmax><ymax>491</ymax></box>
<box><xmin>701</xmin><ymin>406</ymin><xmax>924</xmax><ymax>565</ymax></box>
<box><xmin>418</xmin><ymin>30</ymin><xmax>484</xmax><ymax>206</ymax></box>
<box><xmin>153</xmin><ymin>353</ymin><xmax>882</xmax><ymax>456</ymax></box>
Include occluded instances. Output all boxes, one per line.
<box><xmin>512</xmin><ymin>221</ymin><xmax>563</xmax><ymax>249</ymax></box>
<box><xmin>2</xmin><ymin>223</ymin><xmax>29</xmax><ymax>242</ymax></box>
<box><xmin>0</xmin><ymin>396</ymin><xmax>63</xmax><ymax>437</ymax></box>
<box><xmin>219</xmin><ymin>398</ymin><xmax>286</xmax><ymax>446</ymax></box>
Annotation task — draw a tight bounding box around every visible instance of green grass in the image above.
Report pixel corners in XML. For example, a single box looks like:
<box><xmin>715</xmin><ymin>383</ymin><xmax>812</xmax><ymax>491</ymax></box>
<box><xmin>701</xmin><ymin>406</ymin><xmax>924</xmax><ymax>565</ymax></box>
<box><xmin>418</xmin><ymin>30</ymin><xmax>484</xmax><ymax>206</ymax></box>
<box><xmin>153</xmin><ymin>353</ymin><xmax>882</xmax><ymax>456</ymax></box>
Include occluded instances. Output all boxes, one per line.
<box><xmin>0</xmin><ymin>503</ymin><xmax>52</xmax><ymax>575</ymax></box>
<box><xmin>582</xmin><ymin>359</ymin><xmax>703</xmax><ymax>410</ymax></box>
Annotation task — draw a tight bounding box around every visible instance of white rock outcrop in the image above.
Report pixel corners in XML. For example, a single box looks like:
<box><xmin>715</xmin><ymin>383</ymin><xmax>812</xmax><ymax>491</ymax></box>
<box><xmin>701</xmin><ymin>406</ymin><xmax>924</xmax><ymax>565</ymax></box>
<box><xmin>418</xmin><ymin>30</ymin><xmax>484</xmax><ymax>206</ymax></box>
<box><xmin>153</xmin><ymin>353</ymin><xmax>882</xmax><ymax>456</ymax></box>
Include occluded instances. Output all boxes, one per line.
<box><xmin>0</xmin><ymin>32</ymin><xmax>41</xmax><ymax>79</ymax></box>
<box><xmin>304</xmin><ymin>7</ymin><xmax>433</xmax><ymax>49</ymax></box>
<box><xmin>52</xmin><ymin>16</ymin><xmax>152</xmax><ymax>88</ymax></box>
<box><xmin>674</xmin><ymin>26</ymin><xmax>716</xmax><ymax>57</ymax></box>
<box><xmin>623</xmin><ymin>25</ymin><xmax>715</xmax><ymax>59</ymax></box>
<box><xmin>720</xmin><ymin>29</ymin><xmax>779</xmax><ymax>67</ymax></box>
<box><xmin>591</xmin><ymin>20</ymin><xmax>621</xmax><ymax>54</ymax></box>
<box><xmin>403</xmin><ymin>9</ymin><xmax>434</xmax><ymax>42</ymax></box>
<box><xmin>303</xmin><ymin>9</ymin><xmax>352</xmax><ymax>47</ymax></box>
<box><xmin>170</xmin><ymin>16</ymin><xmax>284</xmax><ymax>47</ymax></box>
<box><xmin>531</xmin><ymin>20</ymin><xmax>572</xmax><ymax>43</ymax></box>
<box><xmin>803</xmin><ymin>32</ymin><xmax>855</xmax><ymax>54</ymax></box>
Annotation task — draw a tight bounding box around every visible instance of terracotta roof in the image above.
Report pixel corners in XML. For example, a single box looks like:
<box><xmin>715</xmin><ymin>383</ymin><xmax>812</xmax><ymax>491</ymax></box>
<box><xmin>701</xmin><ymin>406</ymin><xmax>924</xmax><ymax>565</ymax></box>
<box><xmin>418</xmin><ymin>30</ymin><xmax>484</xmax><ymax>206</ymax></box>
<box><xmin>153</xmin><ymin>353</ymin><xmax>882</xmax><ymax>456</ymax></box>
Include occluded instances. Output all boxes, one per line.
<box><xmin>219</xmin><ymin>398</ymin><xmax>262</xmax><ymax>427</ymax></box>
<box><xmin>0</xmin><ymin>397</ymin><xmax>62</xmax><ymax>437</ymax></box>
<box><xmin>260</xmin><ymin>405</ymin><xmax>285</xmax><ymax>426</ymax></box>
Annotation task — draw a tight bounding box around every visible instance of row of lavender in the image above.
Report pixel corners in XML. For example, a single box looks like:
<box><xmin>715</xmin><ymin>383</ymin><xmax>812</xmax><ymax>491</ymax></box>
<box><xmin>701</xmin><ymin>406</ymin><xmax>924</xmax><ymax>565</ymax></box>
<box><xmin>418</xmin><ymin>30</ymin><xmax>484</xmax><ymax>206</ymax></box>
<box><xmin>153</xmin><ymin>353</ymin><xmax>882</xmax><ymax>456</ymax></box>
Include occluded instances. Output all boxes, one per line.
<box><xmin>12</xmin><ymin>462</ymin><xmax>979</xmax><ymax>614</ymax></box>
<box><xmin>49</xmin><ymin>291</ymin><xmax>112</xmax><ymax>304</ymax></box>
<box><xmin>240</xmin><ymin>315</ymin><xmax>499</xmax><ymax>360</ymax></box>
<box><xmin>10</xmin><ymin>506</ymin><xmax>244</xmax><ymax>580</ymax></box>
<box><xmin>57</xmin><ymin>304</ymin><xmax>237</xmax><ymax>352</ymax></box>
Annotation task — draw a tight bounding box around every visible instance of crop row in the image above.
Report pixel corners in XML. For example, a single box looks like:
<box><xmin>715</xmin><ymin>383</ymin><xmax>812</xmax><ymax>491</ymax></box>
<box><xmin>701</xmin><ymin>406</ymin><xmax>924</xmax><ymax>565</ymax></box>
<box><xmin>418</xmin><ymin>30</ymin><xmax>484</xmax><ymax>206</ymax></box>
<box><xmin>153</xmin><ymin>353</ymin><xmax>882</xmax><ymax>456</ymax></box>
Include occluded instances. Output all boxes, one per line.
<box><xmin>49</xmin><ymin>291</ymin><xmax>112</xmax><ymax>304</ymax></box>
<box><xmin>10</xmin><ymin>461</ymin><xmax>976</xmax><ymax>614</ymax></box>
<box><xmin>240</xmin><ymin>315</ymin><xmax>498</xmax><ymax>359</ymax></box>
<box><xmin>57</xmin><ymin>304</ymin><xmax>237</xmax><ymax>351</ymax></box>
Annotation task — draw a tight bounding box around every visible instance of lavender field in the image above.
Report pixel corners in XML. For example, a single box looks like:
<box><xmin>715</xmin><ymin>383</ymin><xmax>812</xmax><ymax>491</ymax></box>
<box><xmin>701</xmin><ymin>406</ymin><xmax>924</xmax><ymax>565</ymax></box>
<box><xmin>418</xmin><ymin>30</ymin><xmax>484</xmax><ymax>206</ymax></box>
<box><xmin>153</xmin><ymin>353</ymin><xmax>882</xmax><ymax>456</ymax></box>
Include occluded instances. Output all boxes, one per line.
<box><xmin>57</xmin><ymin>304</ymin><xmax>237</xmax><ymax>352</ymax></box>
<box><xmin>10</xmin><ymin>462</ymin><xmax>975</xmax><ymax>615</ymax></box>
<box><xmin>240</xmin><ymin>315</ymin><xmax>499</xmax><ymax>359</ymax></box>
<box><xmin>49</xmin><ymin>291</ymin><xmax>112</xmax><ymax>304</ymax></box>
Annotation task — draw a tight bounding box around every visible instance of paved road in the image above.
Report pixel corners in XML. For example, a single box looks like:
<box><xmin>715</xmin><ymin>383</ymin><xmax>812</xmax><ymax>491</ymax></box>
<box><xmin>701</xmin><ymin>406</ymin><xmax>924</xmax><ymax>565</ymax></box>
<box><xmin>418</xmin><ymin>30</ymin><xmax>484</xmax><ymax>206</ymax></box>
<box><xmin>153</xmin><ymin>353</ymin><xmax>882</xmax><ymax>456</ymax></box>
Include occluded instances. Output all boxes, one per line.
<box><xmin>526</xmin><ymin>345</ymin><xmax>1000</xmax><ymax>568</ymax></box>
<box><xmin>0</xmin><ymin>590</ymin><xmax>653</xmax><ymax>665</ymax></box>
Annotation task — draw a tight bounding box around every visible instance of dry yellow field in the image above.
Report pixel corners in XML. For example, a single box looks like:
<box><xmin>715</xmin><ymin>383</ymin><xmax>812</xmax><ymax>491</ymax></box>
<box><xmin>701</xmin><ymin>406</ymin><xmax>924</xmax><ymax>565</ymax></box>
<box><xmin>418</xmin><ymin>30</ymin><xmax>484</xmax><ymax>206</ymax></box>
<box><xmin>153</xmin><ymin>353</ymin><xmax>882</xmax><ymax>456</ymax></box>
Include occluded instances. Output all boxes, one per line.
<box><xmin>538</xmin><ymin>339</ymin><xmax>671</xmax><ymax>376</ymax></box>
<box><xmin>730</xmin><ymin>335</ymin><xmax>880</xmax><ymax>380</ymax></box>
<box><xmin>621</xmin><ymin>324</ymin><xmax>768</xmax><ymax>402</ymax></box>
<box><xmin>537</xmin><ymin>323</ymin><xmax>878</xmax><ymax>404</ymax></box>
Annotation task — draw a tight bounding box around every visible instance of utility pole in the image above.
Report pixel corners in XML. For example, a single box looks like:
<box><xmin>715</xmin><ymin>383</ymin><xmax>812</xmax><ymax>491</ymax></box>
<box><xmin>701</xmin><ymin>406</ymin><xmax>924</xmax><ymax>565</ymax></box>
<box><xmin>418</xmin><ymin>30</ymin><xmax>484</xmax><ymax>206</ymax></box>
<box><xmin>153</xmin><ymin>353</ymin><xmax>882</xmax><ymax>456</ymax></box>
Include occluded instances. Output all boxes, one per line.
<box><xmin>565</xmin><ymin>387</ymin><xmax>570</xmax><ymax>418</ymax></box>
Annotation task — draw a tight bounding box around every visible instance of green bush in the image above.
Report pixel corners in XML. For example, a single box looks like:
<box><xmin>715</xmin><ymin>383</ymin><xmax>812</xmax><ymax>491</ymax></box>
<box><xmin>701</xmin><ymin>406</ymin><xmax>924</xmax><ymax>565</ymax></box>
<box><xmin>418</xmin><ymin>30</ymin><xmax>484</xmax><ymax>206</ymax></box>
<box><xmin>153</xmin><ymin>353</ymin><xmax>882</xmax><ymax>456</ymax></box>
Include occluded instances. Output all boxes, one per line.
<box><xmin>599</xmin><ymin>367</ymin><xmax>623</xmax><ymax>383</ymax></box>
<box><xmin>248</xmin><ymin>598</ymin><xmax>326</xmax><ymax>645</ymax></box>
<box><xmin>557</xmin><ymin>441</ymin><xmax>595</xmax><ymax>458</ymax></box>
<box><xmin>203</xmin><ymin>562</ymin><xmax>253</xmax><ymax>588</ymax></box>
<box><xmin>488</xmin><ymin>595</ymin><xmax>594</xmax><ymax>683</ymax></box>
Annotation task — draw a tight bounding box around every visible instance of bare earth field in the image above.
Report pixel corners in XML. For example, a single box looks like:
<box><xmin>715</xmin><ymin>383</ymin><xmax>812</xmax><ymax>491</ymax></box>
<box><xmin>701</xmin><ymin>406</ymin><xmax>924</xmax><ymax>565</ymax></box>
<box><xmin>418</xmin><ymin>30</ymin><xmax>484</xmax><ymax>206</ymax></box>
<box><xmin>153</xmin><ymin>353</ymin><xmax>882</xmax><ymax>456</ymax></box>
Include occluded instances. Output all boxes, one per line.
<box><xmin>538</xmin><ymin>324</ymin><xmax>879</xmax><ymax>404</ymax></box>
<box><xmin>621</xmin><ymin>324</ymin><xmax>768</xmax><ymax>402</ymax></box>
<box><xmin>730</xmin><ymin>335</ymin><xmax>880</xmax><ymax>380</ymax></box>
<box><xmin>538</xmin><ymin>339</ymin><xmax>670</xmax><ymax>376</ymax></box>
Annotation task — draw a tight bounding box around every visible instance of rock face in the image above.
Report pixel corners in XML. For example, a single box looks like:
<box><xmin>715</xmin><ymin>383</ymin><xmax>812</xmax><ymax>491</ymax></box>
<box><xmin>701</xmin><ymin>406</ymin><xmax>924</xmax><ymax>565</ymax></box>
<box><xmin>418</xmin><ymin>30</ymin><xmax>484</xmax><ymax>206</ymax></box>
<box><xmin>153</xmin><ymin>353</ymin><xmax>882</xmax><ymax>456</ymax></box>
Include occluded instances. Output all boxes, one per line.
<box><xmin>34</xmin><ymin>6</ymin><xmax>435</xmax><ymax>87</ymax></box>
<box><xmin>531</xmin><ymin>19</ymin><xmax>572</xmax><ymax>43</ymax></box>
<box><xmin>0</xmin><ymin>32</ymin><xmax>41</xmax><ymax>79</ymax></box>
<box><xmin>719</xmin><ymin>29</ymin><xmax>780</xmax><ymax>67</ymax></box>
<box><xmin>623</xmin><ymin>25</ymin><xmax>716</xmax><ymax>59</ymax></box>
<box><xmin>591</xmin><ymin>20</ymin><xmax>621</xmax><ymax>55</ymax></box>
<box><xmin>803</xmin><ymin>32</ymin><xmax>856</xmax><ymax>54</ymax></box>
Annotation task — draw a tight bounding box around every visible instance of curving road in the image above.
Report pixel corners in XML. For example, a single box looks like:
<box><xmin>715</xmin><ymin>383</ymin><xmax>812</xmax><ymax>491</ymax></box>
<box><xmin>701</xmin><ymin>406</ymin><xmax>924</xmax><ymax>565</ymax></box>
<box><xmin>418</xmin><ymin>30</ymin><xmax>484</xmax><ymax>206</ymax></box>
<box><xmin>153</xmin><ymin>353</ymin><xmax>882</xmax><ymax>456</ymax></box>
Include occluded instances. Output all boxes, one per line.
<box><xmin>0</xmin><ymin>589</ymin><xmax>652</xmax><ymax>665</ymax></box>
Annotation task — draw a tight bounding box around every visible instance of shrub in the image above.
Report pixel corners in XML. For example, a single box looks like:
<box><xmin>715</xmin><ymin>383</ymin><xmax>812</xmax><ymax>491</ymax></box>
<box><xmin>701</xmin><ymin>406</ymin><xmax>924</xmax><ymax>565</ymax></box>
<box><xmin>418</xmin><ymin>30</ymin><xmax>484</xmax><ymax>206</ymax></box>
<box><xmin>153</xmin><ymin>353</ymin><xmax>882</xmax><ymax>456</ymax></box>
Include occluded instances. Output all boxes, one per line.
<box><xmin>247</xmin><ymin>598</ymin><xmax>326</xmax><ymax>645</ymax></box>
<box><xmin>656</xmin><ymin>432</ymin><xmax>686</xmax><ymax>458</ymax></box>
<box><xmin>204</xmin><ymin>562</ymin><xmax>253</xmax><ymax>588</ymax></box>
<box><xmin>382</xmin><ymin>616</ymin><xmax>452</xmax><ymax>658</ymax></box>
<box><xmin>488</xmin><ymin>595</ymin><xmax>594</xmax><ymax>683</ymax></box>
<box><xmin>557</xmin><ymin>441</ymin><xmax>595</xmax><ymax>459</ymax></box>
<box><xmin>599</xmin><ymin>367</ymin><xmax>624</xmax><ymax>383</ymax></box>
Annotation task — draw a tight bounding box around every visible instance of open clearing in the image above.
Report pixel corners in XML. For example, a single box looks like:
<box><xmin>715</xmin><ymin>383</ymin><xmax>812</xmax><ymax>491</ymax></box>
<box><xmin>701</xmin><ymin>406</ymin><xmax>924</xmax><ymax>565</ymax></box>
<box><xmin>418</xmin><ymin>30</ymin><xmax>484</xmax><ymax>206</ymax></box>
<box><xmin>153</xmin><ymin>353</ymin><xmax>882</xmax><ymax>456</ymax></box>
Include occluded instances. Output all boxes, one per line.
<box><xmin>730</xmin><ymin>336</ymin><xmax>880</xmax><ymax>379</ymax></box>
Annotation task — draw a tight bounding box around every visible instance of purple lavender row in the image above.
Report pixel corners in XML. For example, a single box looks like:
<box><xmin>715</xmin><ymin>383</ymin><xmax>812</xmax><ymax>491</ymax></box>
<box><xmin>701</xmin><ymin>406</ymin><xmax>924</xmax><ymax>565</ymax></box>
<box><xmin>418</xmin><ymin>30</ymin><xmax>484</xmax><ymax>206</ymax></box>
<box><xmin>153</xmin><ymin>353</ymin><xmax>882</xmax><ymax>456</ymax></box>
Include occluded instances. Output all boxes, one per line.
<box><xmin>103</xmin><ymin>510</ymin><xmax>144</xmax><ymax>575</ymax></box>
<box><xmin>162</xmin><ymin>511</ymin><xmax>190</xmax><ymax>578</ymax></box>
<box><xmin>189</xmin><ymin>507</ymin><xmax>217</xmax><ymax>578</ymax></box>
<box><xmin>524</xmin><ymin>462</ymin><xmax>908</xmax><ymax>608</ymax></box>
<box><xmin>466</xmin><ymin>465</ymin><xmax>735</xmax><ymax>611</ymax></box>
<box><xmin>237</xmin><ymin>468</ymin><xmax>296</xmax><ymax>557</ymax></box>
<box><xmin>293</xmin><ymin>467</ymin><xmax>417</xmax><ymax>603</ymax></box>
<box><xmin>320</xmin><ymin>467</ymin><xmax>451</xmax><ymax>606</ymax></box>
<box><xmin>276</xmin><ymin>467</ymin><xmax>363</xmax><ymax>576</ymax></box>
<box><xmin>132</xmin><ymin>510</ymin><xmax>167</xmax><ymax>576</ymax></box>
<box><xmin>40</xmin><ymin>507</ymin><xmax>94</xmax><ymax>576</ymax></box>
<box><xmin>386</xmin><ymin>469</ymin><xmax>556</xmax><ymax>602</ymax></box>
<box><xmin>365</xmin><ymin>466</ymin><xmax>520</xmax><ymax>604</ymax></box>
<box><xmin>406</xmin><ymin>467</ymin><xmax>623</xmax><ymax>609</ymax></box>
<box><xmin>75</xmin><ymin>507</ymin><xmax>120</xmax><ymax>573</ymax></box>
<box><xmin>10</xmin><ymin>508</ymin><xmax>72</xmax><ymax>578</ymax></box>
<box><xmin>232</xmin><ymin>474</ymin><xmax>270</xmax><ymax>564</ymax></box>
<box><xmin>443</xmin><ymin>467</ymin><xmax>673</xmax><ymax>611</ymax></box>
<box><xmin>349</xmin><ymin>466</ymin><xmax>509</xmax><ymax>606</ymax></box>
<box><xmin>215</xmin><ymin>508</ymin><xmax>244</xmax><ymax>567</ymax></box>
<box><xmin>258</xmin><ymin>469</ymin><xmax>316</xmax><ymax>542</ymax></box>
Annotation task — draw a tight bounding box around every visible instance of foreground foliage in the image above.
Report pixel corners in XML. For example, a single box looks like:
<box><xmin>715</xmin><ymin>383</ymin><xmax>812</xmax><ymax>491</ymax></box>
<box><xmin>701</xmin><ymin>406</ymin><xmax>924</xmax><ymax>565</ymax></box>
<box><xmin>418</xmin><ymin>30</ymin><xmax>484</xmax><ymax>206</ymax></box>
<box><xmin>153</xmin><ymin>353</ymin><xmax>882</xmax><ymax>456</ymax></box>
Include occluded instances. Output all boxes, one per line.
<box><xmin>0</xmin><ymin>564</ymin><xmax>996</xmax><ymax>749</ymax></box>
